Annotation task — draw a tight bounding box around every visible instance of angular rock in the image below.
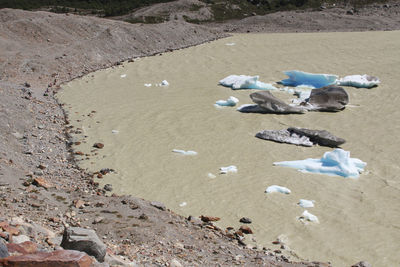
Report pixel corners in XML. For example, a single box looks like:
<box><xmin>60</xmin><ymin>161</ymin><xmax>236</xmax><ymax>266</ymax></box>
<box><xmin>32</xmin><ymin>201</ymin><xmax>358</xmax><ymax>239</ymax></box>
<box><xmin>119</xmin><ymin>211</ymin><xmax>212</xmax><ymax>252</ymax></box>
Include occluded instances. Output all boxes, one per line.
<box><xmin>248</xmin><ymin>91</ymin><xmax>305</xmax><ymax>114</ymax></box>
<box><xmin>303</xmin><ymin>85</ymin><xmax>349</xmax><ymax>111</ymax></box>
<box><xmin>200</xmin><ymin>216</ymin><xmax>220</xmax><ymax>222</ymax></box>
<box><xmin>0</xmin><ymin>239</ymin><xmax>8</xmax><ymax>258</ymax></box>
<box><xmin>6</xmin><ymin>241</ymin><xmax>37</xmax><ymax>255</ymax></box>
<box><xmin>0</xmin><ymin>250</ymin><xmax>92</xmax><ymax>267</ymax></box>
<box><xmin>32</xmin><ymin>177</ymin><xmax>54</xmax><ymax>189</ymax></box>
<box><xmin>61</xmin><ymin>227</ymin><xmax>107</xmax><ymax>262</ymax></box>
<box><xmin>239</xmin><ymin>217</ymin><xmax>252</xmax><ymax>224</ymax></box>
<box><xmin>256</xmin><ymin>129</ymin><xmax>313</xmax><ymax>147</ymax></box>
<box><xmin>288</xmin><ymin>127</ymin><xmax>346</xmax><ymax>147</ymax></box>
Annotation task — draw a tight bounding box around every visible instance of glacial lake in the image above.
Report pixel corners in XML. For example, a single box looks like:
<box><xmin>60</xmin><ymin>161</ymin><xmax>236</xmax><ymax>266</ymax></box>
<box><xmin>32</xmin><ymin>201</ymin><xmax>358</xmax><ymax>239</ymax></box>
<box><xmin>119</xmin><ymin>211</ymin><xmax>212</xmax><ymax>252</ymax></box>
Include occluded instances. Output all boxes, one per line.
<box><xmin>58</xmin><ymin>31</ymin><xmax>400</xmax><ymax>266</ymax></box>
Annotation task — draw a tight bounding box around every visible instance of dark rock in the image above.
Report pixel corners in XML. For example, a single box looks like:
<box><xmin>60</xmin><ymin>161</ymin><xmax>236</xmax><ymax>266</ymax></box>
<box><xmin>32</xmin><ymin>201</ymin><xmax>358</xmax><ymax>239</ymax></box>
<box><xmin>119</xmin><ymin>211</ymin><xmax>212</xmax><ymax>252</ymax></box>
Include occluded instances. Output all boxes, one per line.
<box><xmin>347</xmin><ymin>10</ymin><xmax>354</xmax><ymax>15</ymax></box>
<box><xmin>0</xmin><ymin>250</ymin><xmax>92</xmax><ymax>267</ymax></box>
<box><xmin>303</xmin><ymin>85</ymin><xmax>349</xmax><ymax>112</ymax></box>
<box><xmin>246</xmin><ymin>91</ymin><xmax>305</xmax><ymax>114</ymax></box>
<box><xmin>61</xmin><ymin>227</ymin><xmax>107</xmax><ymax>262</ymax></box>
<box><xmin>239</xmin><ymin>217</ymin><xmax>252</xmax><ymax>224</ymax></box>
<box><xmin>351</xmin><ymin>261</ymin><xmax>372</xmax><ymax>267</ymax></box>
<box><xmin>239</xmin><ymin>225</ymin><xmax>253</xmax><ymax>234</ymax></box>
<box><xmin>93</xmin><ymin>143</ymin><xmax>104</xmax><ymax>149</ymax></box>
<box><xmin>150</xmin><ymin>201</ymin><xmax>166</xmax><ymax>211</ymax></box>
<box><xmin>256</xmin><ymin>129</ymin><xmax>313</xmax><ymax>147</ymax></box>
<box><xmin>103</xmin><ymin>184</ymin><xmax>113</xmax><ymax>192</ymax></box>
<box><xmin>23</xmin><ymin>82</ymin><xmax>31</xmax><ymax>88</ymax></box>
<box><xmin>0</xmin><ymin>239</ymin><xmax>8</xmax><ymax>258</ymax></box>
<box><xmin>288</xmin><ymin>127</ymin><xmax>346</xmax><ymax>147</ymax></box>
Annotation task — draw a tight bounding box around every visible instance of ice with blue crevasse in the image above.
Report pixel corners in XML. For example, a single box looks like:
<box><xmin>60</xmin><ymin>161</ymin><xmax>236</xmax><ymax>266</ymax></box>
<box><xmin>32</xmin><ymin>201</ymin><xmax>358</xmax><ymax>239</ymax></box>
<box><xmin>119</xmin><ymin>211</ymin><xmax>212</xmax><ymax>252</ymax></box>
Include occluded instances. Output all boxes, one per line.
<box><xmin>298</xmin><ymin>199</ymin><xmax>315</xmax><ymax>208</ymax></box>
<box><xmin>265</xmin><ymin>185</ymin><xmax>291</xmax><ymax>194</ymax></box>
<box><xmin>279</xmin><ymin>70</ymin><xmax>338</xmax><ymax>88</ymax></box>
<box><xmin>274</xmin><ymin>149</ymin><xmax>366</xmax><ymax>178</ymax></box>
<box><xmin>219</xmin><ymin>75</ymin><xmax>277</xmax><ymax>90</ymax></box>
<box><xmin>220</xmin><ymin>165</ymin><xmax>237</xmax><ymax>174</ymax></box>
<box><xmin>338</xmin><ymin>74</ymin><xmax>380</xmax><ymax>88</ymax></box>
<box><xmin>300</xmin><ymin>210</ymin><xmax>319</xmax><ymax>223</ymax></box>
<box><xmin>215</xmin><ymin>96</ymin><xmax>239</xmax><ymax>107</ymax></box>
<box><xmin>172</xmin><ymin>149</ymin><xmax>197</xmax><ymax>156</ymax></box>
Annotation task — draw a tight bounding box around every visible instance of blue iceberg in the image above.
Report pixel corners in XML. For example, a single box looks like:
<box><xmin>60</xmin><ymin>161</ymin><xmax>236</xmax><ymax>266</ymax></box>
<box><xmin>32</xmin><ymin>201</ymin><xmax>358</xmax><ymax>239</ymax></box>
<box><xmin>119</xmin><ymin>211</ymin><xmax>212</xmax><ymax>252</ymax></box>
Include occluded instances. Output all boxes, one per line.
<box><xmin>274</xmin><ymin>149</ymin><xmax>366</xmax><ymax>178</ymax></box>
<box><xmin>280</xmin><ymin>70</ymin><xmax>338</xmax><ymax>88</ymax></box>
<box><xmin>338</xmin><ymin>74</ymin><xmax>380</xmax><ymax>88</ymax></box>
<box><xmin>219</xmin><ymin>75</ymin><xmax>277</xmax><ymax>90</ymax></box>
<box><xmin>215</xmin><ymin>96</ymin><xmax>239</xmax><ymax>107</ymax></box>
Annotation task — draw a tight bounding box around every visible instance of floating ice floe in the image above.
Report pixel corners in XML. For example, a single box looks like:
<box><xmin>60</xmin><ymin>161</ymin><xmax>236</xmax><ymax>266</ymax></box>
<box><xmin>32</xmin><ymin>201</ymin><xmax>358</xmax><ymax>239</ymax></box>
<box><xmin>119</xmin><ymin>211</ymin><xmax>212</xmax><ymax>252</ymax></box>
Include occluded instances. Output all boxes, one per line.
<box><xmin>300</xmin><ymin>210</ymin><xmax>319</xmax><ymax>223</ymax></box>
<box><xmin>274</xmin><ymin>149</ymin><xmax>366</xmax><ymax>178</ymax></box>
<box><xmin>220</xmin><ymin>165</ymin><xmax>238</xmax><ymax>174</ymax></box>
<box><xmin>215</xmin><ymin>96</ymin><xmax>239</xmax><ymax>107</ymax></box>
<box><xmin>208</xmin><ymin>173</ymin><xmax>216</xmax><ymax>179</ymax></box>
<box><xmin>161</xmin><ymin>80</ymin><xmax>169</xmax><ymax>86</ymax></box>
<box><xmin>179</xmin><ymin>202</ymin><xmax>187</xmax><ymax>207</ymax></box>
<box><xmin>338</xmin><ymin>74</ymin><xmax>380</xmax><ymax>88</ymax></box>
<box><xmin>111</xmin><ymin>130</ymin><xmax>119</xmax><ymax>134</ymax></box>
<box><xmin>144</xmin><ymin>83</ymin><xmax>152</xmax><ymax>87</ymax></box>
<box><xmin>172</xmin><ymin>149</ymin><xmax>198</xmax><ymax>156</ymax></box>
<box><xmin>280</xmin><ymin>70</ymin><xmax>338</xmax><ymax>88</ymax></box>
<box><xmin>298</xmin><ymin>199</ymin><xmax>315</xmax><ymax>208</ymax></box>
<box><xmin>120</xmin><ymin>74</ymin><xmax>127</xmax><ymax>78</ymax></box>
<box><xmin>265</xmin><ymin>185</ymin><xmax>291</xmax><ymax>194</ymax></box>
<box><xmin>219</xmin><ymin>75</ymin><xmax>277</xmax><ymax>90</ymax></box>
<box><xmin>226</xmin><ymin>42</ymin><xmax>236</xmax><ymax>46</ymax></box>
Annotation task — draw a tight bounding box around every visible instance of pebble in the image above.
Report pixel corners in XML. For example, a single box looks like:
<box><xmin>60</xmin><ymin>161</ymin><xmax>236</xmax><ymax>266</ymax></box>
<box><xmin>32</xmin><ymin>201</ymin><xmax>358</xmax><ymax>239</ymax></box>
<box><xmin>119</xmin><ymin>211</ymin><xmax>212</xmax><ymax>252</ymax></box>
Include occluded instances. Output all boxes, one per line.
<box><xmin>200</xmin><ymin>215</ymin><xmax>220</xmax><ymax>222</ymax></box>
<box><xmin>93</xmin><ymin>143</ymin><xmax>104</xmax><ymax>149</ymax></box>
<box><xmin>239</xmin><ymin>217</ymin><xmax>252</xmax><ymax>224</ymax></box>
<box><xmin>239</xmin><ymin>226</ymin><xmax>253</xmax><ymax>234</ymax></box>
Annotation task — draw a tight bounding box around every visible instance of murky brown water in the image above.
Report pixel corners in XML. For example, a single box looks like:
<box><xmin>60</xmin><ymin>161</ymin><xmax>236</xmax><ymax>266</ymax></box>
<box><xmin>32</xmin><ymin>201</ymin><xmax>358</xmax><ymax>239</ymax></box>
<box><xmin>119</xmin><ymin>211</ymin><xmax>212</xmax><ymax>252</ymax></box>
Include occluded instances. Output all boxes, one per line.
<box><xmin>58</xmin><ymin>31</ymin><xmax>400</xmax><ymax>266</ymax></box>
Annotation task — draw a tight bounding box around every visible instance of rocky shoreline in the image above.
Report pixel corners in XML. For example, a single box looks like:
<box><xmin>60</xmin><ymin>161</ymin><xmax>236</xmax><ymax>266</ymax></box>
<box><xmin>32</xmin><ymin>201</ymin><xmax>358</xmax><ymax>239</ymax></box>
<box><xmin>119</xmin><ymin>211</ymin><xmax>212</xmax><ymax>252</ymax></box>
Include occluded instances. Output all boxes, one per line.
<box><xmin>1</xmin><ymin>4</ymin><xmax>397</xmax><ymax>265</ymax></box>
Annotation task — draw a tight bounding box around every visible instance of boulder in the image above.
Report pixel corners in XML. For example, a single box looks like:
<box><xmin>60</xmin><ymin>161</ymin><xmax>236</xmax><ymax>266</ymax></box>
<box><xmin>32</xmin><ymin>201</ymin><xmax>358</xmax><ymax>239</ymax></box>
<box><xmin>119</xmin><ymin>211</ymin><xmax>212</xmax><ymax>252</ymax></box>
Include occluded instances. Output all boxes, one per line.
<box><xmin>60</xmin><ymin>227</ymin><xmax>106</xmax><ymax>262</ymax></box>
<box><xmin>288</xmin><ymin>127</ymin><xmax>346</xmax><ymax>147</ymax></box>
<box><xmin>0</xmin><ymin>250</ymin><xmax>92</xmax><ymax>267</ymax></box>
<box><xmin>0</xmin><ymin>239</ymin><xmax>8</xmax><ymax>258</ymax></box>
<box><xmin>248</xmin><ymin>91</ymin><xmax>305</xmax><ymax>114</ymax></box>
<box><xmin>303</xmin><ymin>85</ymin><xmax>349</xmax><ymax>111</ymax></box>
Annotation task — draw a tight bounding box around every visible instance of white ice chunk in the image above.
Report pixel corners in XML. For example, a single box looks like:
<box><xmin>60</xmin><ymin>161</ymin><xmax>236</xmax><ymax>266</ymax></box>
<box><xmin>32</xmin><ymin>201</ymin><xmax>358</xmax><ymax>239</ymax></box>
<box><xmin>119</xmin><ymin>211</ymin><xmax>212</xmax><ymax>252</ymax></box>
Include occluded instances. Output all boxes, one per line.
<box><xmin>274</xmin><ymin>149</ymin><xmax>366</xmax><ymax>178</ymax></box>
<box><xmin>220</xmin><ymin>165</ymin><xmax>238</xmax><ymax>174</ymax></box>
<box><xmin>111</xmin><ymin>130</ymin><xmax>119</xmax><ymax>134</ymax></box>
<box><xmin>161</xmin><ymin>80</ymin><xmax>169</xmax><ymax>86</ymax></box>
<box><xmin>172</xmin><ymin>149</ymin><xmax>198</xmax><ymax>156</ymax></box>
<box><xmin>280</xmin><ymin>70</ymin><xmax>338</xmax><ymax>88</ymax></box>
<box><xmin>120</xmin><ymin>74</ymin><xmax>127</xmax><ymax>78</ymax></box>
<box><xmin>144</xmin><ymin>83</ymin><xmax>152</xmax><ymax>87</ymax></box>
<box><xmin>208</xmin><ymin>173</ymin><xmax>216</xmax><ymax>179</ymax></box>
<box><xmin>265</xmin><ymin>185</ymin><xmax>291</xmax><ymax>194</ymax></box>
<box><xmin>300</xmin><ymin>210</ymin><xmax>319</xmax><ymax>223</ymax></box>
<box><xmin>226</xmin><ymin>43</ymin><xmax>236</xmax><ymax>46</ymax></box>
<box><xmin>338</xmin><ymin>74</ymin><xmax>380</xmax><ymax>88</ymax></box>
<box><xmin>298</xmin><ymin>199</ymin><xmax>315</xmax><ymax>208</ymax></box>
<box><xmin>219</xmin><ymin>75</ymin><xmax>277</xmax><ymax>90</ymax></box>
<box><xmin>215</xmin><ymin>96</ymin><xmax>239</xmax><ymax>107</ymax></box>
<box><xmin>179</xmin><ymin>202</ymin><xmax>187</xmax><ymax>207</ymax></box>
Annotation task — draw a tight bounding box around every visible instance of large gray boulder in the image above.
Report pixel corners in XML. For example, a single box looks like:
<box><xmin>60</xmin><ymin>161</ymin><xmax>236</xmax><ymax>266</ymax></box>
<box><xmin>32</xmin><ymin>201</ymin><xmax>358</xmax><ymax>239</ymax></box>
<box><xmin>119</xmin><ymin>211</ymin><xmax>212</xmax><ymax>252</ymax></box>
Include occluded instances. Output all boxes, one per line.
<box><xmin>256</xmin><ymin>127</ymin><xmax>345</xmax><ymax>147</ymax></box>
<box><xmin>245</xmin><ymin>91</ymin><xmax>305</xmax><ymax>114</ymax></box>
<box><xmin>304</xmin><ymin>85</ymin><xmax>349</xmax><ymax>111</ymax></box>
<box><xmin>0</xmin><ymin>239</ymin><xmax>8</xmax><ymax>258</ymax></box>
<box><xmin>288</xmin><ymin>127</ymin><xmax>346</xmax><ymax>147</ymax></box>
<box><xmin>61</xmin><ymin>227</ymin><xmax>107</xmax><ymax>262</ymax></box>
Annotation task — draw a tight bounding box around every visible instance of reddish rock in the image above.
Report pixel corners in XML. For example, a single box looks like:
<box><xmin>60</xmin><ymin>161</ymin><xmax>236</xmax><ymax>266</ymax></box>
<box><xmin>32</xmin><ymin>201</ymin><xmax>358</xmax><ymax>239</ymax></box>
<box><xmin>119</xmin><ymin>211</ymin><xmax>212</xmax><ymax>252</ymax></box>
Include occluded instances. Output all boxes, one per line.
<box><xmin>74</xmin><ymin>151</ymin><xmax>84</xmax><ymax>156</ymax></box>
<box><xmin>0</xmin><ymin>250</ymin><xmax>92</xmax><ymax>267</ymax></box>
<box><xmin>200</xmin><ymin>216</ymin><xmax>220</xmax><ymax>222</ymax></box>
<box><xmin>7</xmin><ymin>241</ymin><xmax>37</xmax><ymax>255</ymax></box>
<box><xmin>93</xmin><ymin>143</ymin><xmax>104</xmax><ymax>149</ymax></box>
<box><xmin>1</xmin><ymin>225</ymin><xmax>20</xmax><ymax>236</ymax></box>
<box><xmin>239</xmin><ymin>226</ymin><xmax>253</xmax><ymax>234</ymax></box>
<box><xmin>32</xmin><ymin>177</ymin><xmax>54</xmax><ymax>189</ymax></box>
<box><xmin>73</xmin><ymin>199</ymin><xmax>85</xmax><ymax>209</ymax></box>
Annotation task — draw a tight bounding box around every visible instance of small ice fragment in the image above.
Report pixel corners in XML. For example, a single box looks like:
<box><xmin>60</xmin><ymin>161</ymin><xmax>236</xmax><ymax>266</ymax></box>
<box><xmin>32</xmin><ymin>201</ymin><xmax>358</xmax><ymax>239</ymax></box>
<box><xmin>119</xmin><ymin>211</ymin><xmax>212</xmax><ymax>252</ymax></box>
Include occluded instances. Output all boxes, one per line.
<box><xmin>338</xmin><ymin>74</ymin><xmax>380</xmax><ymax>88</ymax></box>
<box><xmin>208</xmin><ymin>173</ymin><xmax>216</xmax><ymax>179</ymax></box>
<box><xmin>219</xmin><ymin>75</ymin><xmax>277</xmax><ymax>90</ymax></box>
<box><xmin>179</xmin><ymin>202</ymin><xmax>187</xmax><ymax>207</ymax></box>
<box><xmin>215</xmin><ymin>96</ymin><xmax>239</xmax><ymax>107</ymax></box>
<box><xmin>120</xmin><ymin>74</ymin><xmax>127</xmax><ymax>78</ymax></box>
<box><xmin>172</xmin><ymin>149</ymin><xmax>197</xmax><ymax>156</ymax></box>
<box><xmin>265</xmin><ymin>185</ymin><xmax>291</xmax><ymax>194</ymax></box>
<box><xmin>111</xmin><ymin>130</ymin><xmax>119</xmax><ymax>134</ymax></box>
<box><xmin>300</xmin><ymin>210</ymin><xmax>319</xmax><ymax>223</ymax></box>
<box><xmin>274</xmin><ymin>148</ymin><xmax>366</xmax><ymax>178</ymax></box>
<box><xmin>220</xmin><ymin>165</ymin><xmax>237</xmax><ymax>174</ymax></box>
<box><xmin>298</xmin><ymin>199</ymin><xmax>315</xmax><ymax>208</ymax></box>
<box><xmin>226</xmin><ymin>43</ymin><xmax>236</xmax><ymax>46</ymax></box>
<box><xmin>144</xmin><ymin>83</ymin><xmax>152</xmax><ymax>87</ymax></box>
<box><xmin>161</xmin><ymin>80</ymin><xmax>169</xmax><ymax>86</ymax></box>
<box><xmin>280</xmin><ymin>70</ymin><xmax>338</xmax><ymax>88</ymax></box>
